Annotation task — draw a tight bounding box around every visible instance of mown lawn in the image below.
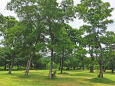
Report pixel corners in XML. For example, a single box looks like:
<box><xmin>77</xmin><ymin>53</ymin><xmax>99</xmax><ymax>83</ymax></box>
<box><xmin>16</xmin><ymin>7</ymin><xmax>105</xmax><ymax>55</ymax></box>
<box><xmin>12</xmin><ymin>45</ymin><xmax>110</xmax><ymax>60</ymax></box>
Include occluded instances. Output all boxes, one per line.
<box><xmin>0</xmin><ymin>70</ymin><xmax>115</xmax><ymax>86</ymax></box>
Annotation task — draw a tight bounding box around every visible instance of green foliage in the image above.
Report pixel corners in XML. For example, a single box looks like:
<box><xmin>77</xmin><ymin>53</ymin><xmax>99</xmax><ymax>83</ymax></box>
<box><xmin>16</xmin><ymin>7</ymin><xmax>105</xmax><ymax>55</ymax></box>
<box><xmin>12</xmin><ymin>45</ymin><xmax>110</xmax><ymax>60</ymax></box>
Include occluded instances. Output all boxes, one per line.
<box><xmin>0</xmin><ymin>0</ymin><xmax>115</xmax><ymax>80</ymax></box>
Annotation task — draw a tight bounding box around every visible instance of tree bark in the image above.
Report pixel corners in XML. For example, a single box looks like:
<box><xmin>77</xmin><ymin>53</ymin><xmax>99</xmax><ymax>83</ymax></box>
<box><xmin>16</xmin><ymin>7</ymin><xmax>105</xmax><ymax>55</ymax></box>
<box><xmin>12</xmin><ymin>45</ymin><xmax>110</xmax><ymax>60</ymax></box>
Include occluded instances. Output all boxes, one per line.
<box><xmin>25</xmin><ymin>47</ymin><xmax>32</xmax><ymax>76</ymax></box>
<box><xmin>59</xmin><ymin>58</ymin><xmax>61</xmax><ymax>71</ymax></box>
<box><xmin>90</xmin><ymin>50</ymin><xmax>94</xmax><ymax>73</ymax></box>
<box><xmin>49</xmin><ymin>31</ymin><xmax>54</xmax><ymax>79</ymax></box>
<box><xmin>89</xmin><ymin>46</ymin><xmax>94</xmax><ymax>73</ymax></box>
<box><xmin>103</xmin><ymin>68</ymin><xmax>106</xmax><ymax>72</ymax></box>
<box><xmin>49</xmin><ymin>48</ymin><xmax>53</xmax><ymax>79</ymax></box>
<box><xmin>112</xmin><ymin>68</ymin><xmax>114</xmax><ymax>73</ymax></box>
<box><xmin>4</xmin><ymin>59</ymin><xmax>7</xmax><ymax>70</ymax></box>
<box><xmin>8</xmin><ymin>51</ymin><xmax>15</xmax><ymax>74</ymax></box>
<box><xmin>60</xmin><ymin>48</ymin><xmax>64</xmax><ymax>74</ymax></box>
<box><xmin>94</xmin><ymin>35</ymin><xmax>103</xmax><ymax>78</ymax></box>
<box><xmin>90</xmin><ymin>65</ymin><xmax>94</xmax><ymax>73</ymax></box>
<box><xmin>98</xmin><ymin>60</ymin><xmax>103</xmax><ymax>78</ymax></box>
<box><xmin>98</xmin><ymin>44</ymin><xmax>103</xmax><ymax>78</ymax></box>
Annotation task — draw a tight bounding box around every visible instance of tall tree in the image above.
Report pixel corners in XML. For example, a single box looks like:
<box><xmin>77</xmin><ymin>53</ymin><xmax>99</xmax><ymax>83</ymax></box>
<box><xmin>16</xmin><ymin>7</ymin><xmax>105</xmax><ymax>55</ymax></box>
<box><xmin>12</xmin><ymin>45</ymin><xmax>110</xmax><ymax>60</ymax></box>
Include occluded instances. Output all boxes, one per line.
<box><xmin>37</xmin><ymin>0</ymin><xmax>75</xmax><ymax>78</ymax></box>
<box><xmin>102</xmin><ymin>31</ymin><xmax>115</xmax><ymax>73</ymax></box>
<box><xmin>55</xmin><ymin>25</ymin><xmax>74</xmax><ymax>74</ymax></box>
<box><xmin>76</xmin><ymin>0</ymin><xmax>113</xmax><ymax>78</ymax></box>
<box><xmin>7</xmin><ymin>0</ymin><xmax>45</xmax><ymax>76</ymax></box>
<box><xmin>0</xmin><ymin>15</ymin><xmax>20</xmax><ymax>74</ymax></box>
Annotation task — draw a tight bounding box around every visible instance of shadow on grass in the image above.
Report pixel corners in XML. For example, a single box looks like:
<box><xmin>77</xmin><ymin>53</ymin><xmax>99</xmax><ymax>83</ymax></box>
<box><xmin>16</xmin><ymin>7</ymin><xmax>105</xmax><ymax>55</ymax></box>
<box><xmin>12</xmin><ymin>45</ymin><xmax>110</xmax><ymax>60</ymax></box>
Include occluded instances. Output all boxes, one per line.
<box><xmin>12</xmin><ymin>73</ymin><xmax>35</xmax><ymax>78</ymax></box>
<box><xmin>104</xmin><ymin>72</ymin><xmax>115</xmax><ymax>75</ymax></box>
<box><xmin>86</xmin><ymin>77</ymin><xmax>115</xmax><ymax>85</ymax></box>
<box><xmin>10</xmin><ymin>72</ymin><xmax>76</xmax><ymax>82</ymax></box>
<box><xmin>9</xmin><ymin>71</ymin><xmax>48</xmax><ymax>78</ymax></box>
<box><xmin>58</xmin><ymin>72</ymin><xmax>69</xmax><ymax>75</ymax></box>
<box><xmin>70</xmin><ymin>73</ymin><xmax>95</xmax><ymax>77</ymax></box>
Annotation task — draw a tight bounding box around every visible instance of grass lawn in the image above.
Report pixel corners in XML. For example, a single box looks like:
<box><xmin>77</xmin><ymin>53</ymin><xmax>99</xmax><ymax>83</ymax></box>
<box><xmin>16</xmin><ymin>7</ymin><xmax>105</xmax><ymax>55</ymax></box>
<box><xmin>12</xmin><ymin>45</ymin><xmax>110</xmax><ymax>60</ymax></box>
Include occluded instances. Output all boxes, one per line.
<box><xmin>0</xmin><ymin>70</ymin><xmax>115</xmax><ymax>86</ymax></box>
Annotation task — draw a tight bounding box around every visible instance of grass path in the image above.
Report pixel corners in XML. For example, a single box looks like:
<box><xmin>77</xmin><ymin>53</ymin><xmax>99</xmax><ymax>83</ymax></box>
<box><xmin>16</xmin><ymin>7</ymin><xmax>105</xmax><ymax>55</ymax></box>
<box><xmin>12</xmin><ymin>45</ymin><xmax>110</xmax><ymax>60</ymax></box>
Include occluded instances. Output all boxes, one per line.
<box><xmin>0</xmin><ymin>70</ymin><xmax>115</xmax><ymax>86</ymax></box>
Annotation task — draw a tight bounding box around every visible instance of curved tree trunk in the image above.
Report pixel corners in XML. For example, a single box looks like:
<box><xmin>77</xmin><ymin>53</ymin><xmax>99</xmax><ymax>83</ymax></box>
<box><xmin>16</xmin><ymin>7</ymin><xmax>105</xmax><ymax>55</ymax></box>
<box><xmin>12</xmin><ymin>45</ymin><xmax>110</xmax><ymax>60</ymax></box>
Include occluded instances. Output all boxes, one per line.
<box><xmin>98</xmin><ymin>60</ymin><xmax>103</xmax><ymax>78</ymax></box>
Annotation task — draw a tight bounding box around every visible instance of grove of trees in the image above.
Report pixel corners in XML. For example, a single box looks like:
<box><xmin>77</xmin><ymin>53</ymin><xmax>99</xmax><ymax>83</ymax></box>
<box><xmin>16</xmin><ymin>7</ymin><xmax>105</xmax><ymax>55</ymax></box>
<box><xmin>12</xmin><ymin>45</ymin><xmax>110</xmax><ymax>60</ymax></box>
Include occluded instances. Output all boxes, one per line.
<box><xmin>0</xmin><ymin>0</ymin><xmax>115</xmax><ymax>79</ymax></box>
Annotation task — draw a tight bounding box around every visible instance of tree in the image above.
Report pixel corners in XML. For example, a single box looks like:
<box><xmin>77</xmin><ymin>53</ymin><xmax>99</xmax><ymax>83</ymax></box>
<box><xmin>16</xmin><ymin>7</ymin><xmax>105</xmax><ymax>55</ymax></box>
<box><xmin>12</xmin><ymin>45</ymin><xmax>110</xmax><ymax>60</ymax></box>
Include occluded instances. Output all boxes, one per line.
<box><xmin>36</xmin><ymin>0</ymin><xmax>76</xmax><ymax>78</ymax></box>
<box><xmin>0</xmin><ymin>15</ymin><xmax>21</xmax><ymax>74</ymax></box>
<box><xmin>102</xmin><ymin>31</ymin><xmax>115</xmax><ymax>73</ymax></box>
<box><xmin>7</xmin><ymin>0</ymin><xmax>45</xmax><ymax>76</ymax></box>
<box><xmin>80</xmin><ymin>25</ymin><xmax>96</xmax><ymax>73</ymax></box>
<box><xmin>55</xmin><ymin>25</ymin><xmax>74</xmax><ymax>74</ymax></box>
<box><xmin>76</xmin><ymin>0</ymin><xmax>113</xmax><ymax>78</ymax></box>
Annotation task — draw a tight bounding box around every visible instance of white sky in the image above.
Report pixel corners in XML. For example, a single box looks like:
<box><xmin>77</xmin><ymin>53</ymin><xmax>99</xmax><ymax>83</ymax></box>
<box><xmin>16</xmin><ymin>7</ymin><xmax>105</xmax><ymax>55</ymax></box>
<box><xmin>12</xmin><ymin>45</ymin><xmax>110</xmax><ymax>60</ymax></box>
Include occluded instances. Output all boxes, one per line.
<box><xmin>0</xmin><ymin>0</ymin><xmax>115</xmax><ymax>32</ymax></box>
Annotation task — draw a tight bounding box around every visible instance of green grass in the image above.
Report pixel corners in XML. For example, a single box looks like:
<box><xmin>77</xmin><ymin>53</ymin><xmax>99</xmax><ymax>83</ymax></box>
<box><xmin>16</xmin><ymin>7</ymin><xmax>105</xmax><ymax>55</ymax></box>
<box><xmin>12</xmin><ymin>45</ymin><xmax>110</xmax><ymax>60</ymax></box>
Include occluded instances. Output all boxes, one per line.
<box><xmin>0</xmin><ymin>70</ymin><xmax>115</xmax><ymax>86</ymax></box>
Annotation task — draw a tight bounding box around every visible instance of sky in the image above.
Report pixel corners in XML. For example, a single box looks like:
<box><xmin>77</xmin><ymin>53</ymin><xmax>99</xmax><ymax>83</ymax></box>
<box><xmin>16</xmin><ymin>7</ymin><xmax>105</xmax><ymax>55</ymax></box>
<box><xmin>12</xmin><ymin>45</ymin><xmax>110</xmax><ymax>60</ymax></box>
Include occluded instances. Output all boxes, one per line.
<box><xmin>0</xmin><ymin>0</ymin><xmax>115</xmax><ymax>32</ymax></box>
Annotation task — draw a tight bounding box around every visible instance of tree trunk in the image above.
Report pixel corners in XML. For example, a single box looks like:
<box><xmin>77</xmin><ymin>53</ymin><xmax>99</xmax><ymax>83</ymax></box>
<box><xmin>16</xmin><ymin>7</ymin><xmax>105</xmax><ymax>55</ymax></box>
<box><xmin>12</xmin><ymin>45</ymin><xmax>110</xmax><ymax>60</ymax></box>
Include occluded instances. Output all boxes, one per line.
<box><xmin>25</xmin><ymin>47</ymin><xmax>32</xmax><ymax>76</ymax></box>
<box><xmin>49</xmin><ymin>48</ymin><xmax>53</xmax><ymax>79</ymax></box>
<box><xmin>95</xmin><ymin>35</ymin><xmax>103</xmax><ymax>78</ymax></box>
<box><xmin>8</xmin><ymin>51</ymin><xmax>15</xmax><ymax>74</ymax></box>
<box><xmin>90</xmin><ymin>55</ymin><xmax>94</xmax><ymax>73</ymax></box>
<box><xmin>49</xmin><ymin>31</ymin><xmax>55</xmax><ymax>79</ymax></box>
<box><xmin>89</xmin><ymin>46</ymin><xmax>94</xmax><ymax>73</ymax></box>
<box><xmin>98</xmin><ymin>60</ymin><xmax>103</xmax><ymax>78</ymax></box>
<box><xmin>60</xmin><ymin>48</ymin><xmax>64</xmax><ymax>74</ymax></box>
<box><xmin>103</xmin><ymin>68</ymin><xmax>106</xmax><ymax>72</ymax></box>
<box><xmin>4</xmin><ymin>59</ymin><xmax>7</xmax><ymax>70</ymax></box>
<box><xmin>4</xmin><ymin>64</ymin><xmax>7</xmax><ymax>70</ymax></box>
<box><xmin>112</xmin><ymin>68</ymin><xmax>114</xmax><ymax>73</ymax></box>
<box><xmin>98</xmin><ymin>44</ymin><xmax>103</xmax><ymax>78</ymax></box>
<box><xmin>90</xmin><ymin>65</ymin><xmax>94</xmax><ymax>73</ymax></box>
<box><xmin>59</xmin><ymin>57</ymin><xmax>61</xmax><ymax>71</ymax></box>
